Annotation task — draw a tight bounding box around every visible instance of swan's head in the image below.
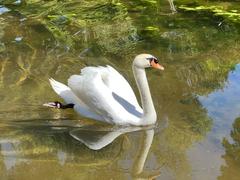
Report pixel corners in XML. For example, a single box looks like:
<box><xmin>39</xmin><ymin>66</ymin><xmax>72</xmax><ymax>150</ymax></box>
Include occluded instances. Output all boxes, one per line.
<box><xmin>133</xmin><ymin>54</ymin><xmax>164</xmax><ymax>70</ymax></box>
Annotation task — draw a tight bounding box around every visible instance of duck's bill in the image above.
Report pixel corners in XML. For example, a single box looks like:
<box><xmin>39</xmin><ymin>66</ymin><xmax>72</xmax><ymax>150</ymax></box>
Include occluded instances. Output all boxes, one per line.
<box><xmin>43</xmin><ymin>102</ymin><xmax>57</xmax><ymax>108</ymax></box>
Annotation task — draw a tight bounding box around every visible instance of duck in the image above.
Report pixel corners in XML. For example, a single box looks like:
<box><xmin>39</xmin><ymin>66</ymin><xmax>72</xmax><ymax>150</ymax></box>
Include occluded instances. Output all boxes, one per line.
<box><xmin>43</xmin><ymin>54</ymin><xmax>164</xmax><ymax>126</ymax></box>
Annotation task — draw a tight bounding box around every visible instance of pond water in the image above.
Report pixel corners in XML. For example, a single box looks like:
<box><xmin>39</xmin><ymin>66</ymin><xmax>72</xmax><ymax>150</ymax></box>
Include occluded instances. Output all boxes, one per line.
<box><xmin>0</xmin><ymin>1</ymin><xmax>240</xmax><ymax>180</ymax></box>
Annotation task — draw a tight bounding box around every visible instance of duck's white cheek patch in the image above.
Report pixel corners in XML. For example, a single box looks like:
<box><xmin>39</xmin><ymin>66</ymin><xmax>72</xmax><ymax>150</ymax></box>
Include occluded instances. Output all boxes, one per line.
<box><xmin>57</xmin><ymin>103</ymin><xmax>61</xmax><ymax>108</ymax></box>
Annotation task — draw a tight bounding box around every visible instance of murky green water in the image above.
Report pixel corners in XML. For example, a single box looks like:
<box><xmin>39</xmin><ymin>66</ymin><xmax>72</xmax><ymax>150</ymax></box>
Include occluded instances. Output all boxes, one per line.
<box><xmin>0</xmin><ymin>0</ymin><xmax>240</xmax><ymax>179</ymax></box>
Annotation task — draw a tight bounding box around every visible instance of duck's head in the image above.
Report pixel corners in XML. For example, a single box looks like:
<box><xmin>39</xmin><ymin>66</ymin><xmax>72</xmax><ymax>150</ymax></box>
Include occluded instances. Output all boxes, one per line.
<box><xmin>133</xmin><ymin>54</ymin><xmax>164</xmax><ymax>70</ymax></box>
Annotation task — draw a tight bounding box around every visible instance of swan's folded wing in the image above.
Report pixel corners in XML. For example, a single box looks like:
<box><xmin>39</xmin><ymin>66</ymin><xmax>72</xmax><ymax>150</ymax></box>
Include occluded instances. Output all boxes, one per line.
<box><xmin>81</xmin><ymin>65</ymin><xmax>142</xmax><ymax>112</ymax></box>
<box><xmin>105</xmin><ymin>66</ymin><xmax>142</xmax><ymax>109</ymax></box>
<box><xmin>49</xmin><ymin>78</ymin><xmax>80</xmax><ymax>104</ymax></box>
<box><xmin>49</xmin><ymin>78</ymin><xmax>103</xmax><ymax>120</ymax></box>
<box><xmin>68</xmin><ymin>68</ymin><xmax>142</xmax><ymax>124</ymax></box>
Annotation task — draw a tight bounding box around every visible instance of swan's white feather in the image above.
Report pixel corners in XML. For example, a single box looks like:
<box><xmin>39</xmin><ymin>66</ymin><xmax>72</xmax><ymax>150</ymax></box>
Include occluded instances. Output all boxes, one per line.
<box><xmin>49</xmin><ymin>78</ymin><xmax>73</xmax><ymax>104</ymax></box>
<box><xmin>67</xmin><ymin>66</ymin><xmax>143</xmax><ymax>125</ymax></box>
<box><xmin>49</xmin><ymin>78</ymin><xmax>102</xmax><ymax>120</ymax></box>
<box><xmin>79</xmin><ymin>66</ymin><xmax>141</xmax><ymax>110</ymax></box>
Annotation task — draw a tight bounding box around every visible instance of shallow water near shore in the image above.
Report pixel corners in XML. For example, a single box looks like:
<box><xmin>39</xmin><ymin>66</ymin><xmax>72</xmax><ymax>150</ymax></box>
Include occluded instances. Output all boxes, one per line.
<box><xmin>0</xmin><ymin>1</ymin><xmax>240</xmax><ymax>179</ymax></box>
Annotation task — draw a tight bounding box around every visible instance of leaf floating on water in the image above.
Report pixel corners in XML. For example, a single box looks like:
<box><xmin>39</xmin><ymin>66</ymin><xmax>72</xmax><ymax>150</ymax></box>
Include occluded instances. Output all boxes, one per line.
<box><xmin>231</xmin><ymin>10</ymin><xmax>238</xmax><ymax>13</ymax></box>
<box><xmin>144</xmin><ymin>26</ymin><xmax>159</xmax><ymax>31</ymax></box>
<box><xmin>179</xmin><ymin>5</ymin><xmax>240</xmax><ymax>23</ymax></box>
<box><xmin>145</xmin><ymin>0</ymin><xmax>157</xmax><ymax>4</ymax></box>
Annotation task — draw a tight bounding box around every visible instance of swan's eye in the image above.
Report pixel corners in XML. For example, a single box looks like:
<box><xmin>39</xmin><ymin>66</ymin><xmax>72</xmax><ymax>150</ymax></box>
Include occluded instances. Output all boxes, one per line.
<box><xmin>147</xmin><ymin>57</ymin><xmax>158</xmax><ymax>65</ymax></box>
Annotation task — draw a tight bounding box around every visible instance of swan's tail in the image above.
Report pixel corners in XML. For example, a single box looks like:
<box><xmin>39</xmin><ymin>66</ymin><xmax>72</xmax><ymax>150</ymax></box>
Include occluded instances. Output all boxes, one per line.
<box><xmin>47</xmin><ymin>78</ymin><xmax>103</xmax><ymax>120</ymax></box>
<box><xmin>49</xmin><ymin>78</ymin><xmax>71</xmax><ymax>95</ymax></box>
<box><xmin>48</xmin><ymin>78</ymin><xmax>76</xmax><ymax>104</ymax></box>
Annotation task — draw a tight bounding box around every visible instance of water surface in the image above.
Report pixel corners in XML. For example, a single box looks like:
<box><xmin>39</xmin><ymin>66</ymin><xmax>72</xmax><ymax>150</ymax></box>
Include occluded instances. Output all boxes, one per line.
<box><xmin>0</xmin><ymin>1</ymin><xmax>240</xmax><ymax>179</ymax></box>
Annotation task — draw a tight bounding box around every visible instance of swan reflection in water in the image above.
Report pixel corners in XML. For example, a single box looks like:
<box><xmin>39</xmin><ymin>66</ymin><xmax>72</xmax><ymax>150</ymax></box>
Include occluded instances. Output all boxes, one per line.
<box><xmin>69</xmin><ymin>125</ymin><xmax>162</xmax><ymax>179</ymax></box>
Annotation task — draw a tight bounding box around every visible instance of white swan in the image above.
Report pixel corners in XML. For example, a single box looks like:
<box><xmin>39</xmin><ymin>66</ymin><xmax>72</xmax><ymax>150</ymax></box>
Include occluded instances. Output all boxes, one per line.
<box><xmin>44</xmin><ymin>54</ymin><xmax>164</xmax><ymax>126</ymax></box>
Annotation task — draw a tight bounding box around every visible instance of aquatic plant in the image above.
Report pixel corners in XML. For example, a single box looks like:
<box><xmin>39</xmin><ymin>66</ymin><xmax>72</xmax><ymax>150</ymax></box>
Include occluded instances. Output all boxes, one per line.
<box><xmin>178</xmin><ymin>4</ymin><xmax>240</xmax><ymax>24</ymax></box>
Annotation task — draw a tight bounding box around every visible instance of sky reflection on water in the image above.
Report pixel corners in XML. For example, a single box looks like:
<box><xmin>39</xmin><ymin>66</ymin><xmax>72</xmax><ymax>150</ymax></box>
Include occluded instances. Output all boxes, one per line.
<box><xmin>189</xmin><ymin>64</ymin><xmax>240</xmax><ymax>179</ymax></box>
<box><xmin>199</xmin><ymin>64</ymin><xmax>240</xmax><ymax>142</ymax></box>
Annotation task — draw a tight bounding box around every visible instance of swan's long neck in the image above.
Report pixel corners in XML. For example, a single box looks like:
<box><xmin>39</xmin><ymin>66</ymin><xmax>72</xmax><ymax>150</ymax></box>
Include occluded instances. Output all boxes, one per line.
<box><xmin>133</xmin><ymin>65</ymin><xmax>156</xmax><ymax>124</ymax></box>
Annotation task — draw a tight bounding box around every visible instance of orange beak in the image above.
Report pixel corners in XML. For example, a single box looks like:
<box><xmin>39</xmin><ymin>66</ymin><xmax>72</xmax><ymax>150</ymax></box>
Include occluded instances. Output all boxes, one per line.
<box><xmin>150</xmin><ymin>61</ymin><xmax>164</xmax><ymax>70</ymax></box>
